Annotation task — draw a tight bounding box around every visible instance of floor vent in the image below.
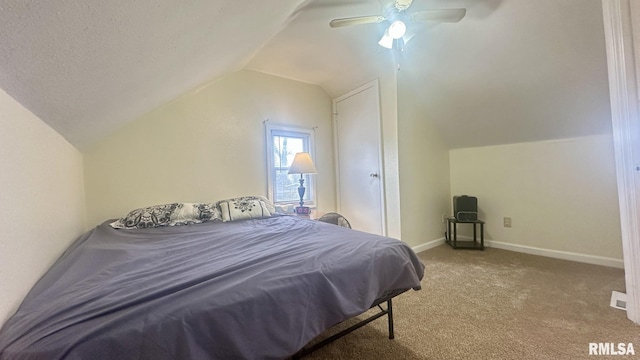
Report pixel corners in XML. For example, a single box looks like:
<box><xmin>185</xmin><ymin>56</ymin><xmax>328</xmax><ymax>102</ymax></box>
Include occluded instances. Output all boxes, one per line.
<box><xmin>610</xmin><ymin>291</ymin><xmax>627</xmax><ymax>310</ymax></box>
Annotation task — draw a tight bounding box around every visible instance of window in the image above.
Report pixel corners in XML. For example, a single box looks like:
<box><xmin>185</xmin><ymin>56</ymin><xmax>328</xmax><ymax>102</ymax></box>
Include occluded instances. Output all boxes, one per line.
<box><xmin>265</xmin><ymin>123</ymin><xmax>316</xmax><ymax>206</ymax></box>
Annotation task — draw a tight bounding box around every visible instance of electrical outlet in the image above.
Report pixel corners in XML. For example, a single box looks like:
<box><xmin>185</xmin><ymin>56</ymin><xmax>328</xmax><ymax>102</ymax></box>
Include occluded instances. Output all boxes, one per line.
<box><xmin>504</xmin><ymin>217</ymin><xmax>512</xmax><ymax>228</ymax></box>
<box><xmin>441</xmin><ymin>213</ymin><xmax>446</xmax><ymax>224</ymax></box>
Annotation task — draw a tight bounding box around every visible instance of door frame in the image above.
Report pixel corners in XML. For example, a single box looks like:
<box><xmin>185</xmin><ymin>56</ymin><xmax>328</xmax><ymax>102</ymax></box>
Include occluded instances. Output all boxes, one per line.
<box><xmin>332</xmin><ymin>80</ymin><xmax>387</xmax><ymax>236</ymax></box>
<box><xmin>602</xmin><ymin>0</ymin><xmax>640</xmax><ymax>324</ymax></box>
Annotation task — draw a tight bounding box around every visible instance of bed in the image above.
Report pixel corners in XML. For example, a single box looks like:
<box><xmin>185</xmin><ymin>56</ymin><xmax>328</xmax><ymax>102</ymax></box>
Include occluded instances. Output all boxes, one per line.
<box><xmin>0</xmin><ymin>202</ymin><xmax>424</xmax><ymax>359</ymax></box>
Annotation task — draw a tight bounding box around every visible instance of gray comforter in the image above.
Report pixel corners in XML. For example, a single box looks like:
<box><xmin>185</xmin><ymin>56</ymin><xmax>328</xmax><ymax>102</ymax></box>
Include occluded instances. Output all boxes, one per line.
<box><xmin>0</xmin><ymin>215</ymin><xmax>424</xmax><ymax>359</ymax></box>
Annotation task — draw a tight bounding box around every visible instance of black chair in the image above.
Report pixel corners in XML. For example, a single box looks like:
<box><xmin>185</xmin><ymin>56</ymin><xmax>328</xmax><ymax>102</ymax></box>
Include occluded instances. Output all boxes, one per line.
<box><xmin>317</xmin><ymin>212</ymin><xmax>351</xmax><ymax>229</ymax></box>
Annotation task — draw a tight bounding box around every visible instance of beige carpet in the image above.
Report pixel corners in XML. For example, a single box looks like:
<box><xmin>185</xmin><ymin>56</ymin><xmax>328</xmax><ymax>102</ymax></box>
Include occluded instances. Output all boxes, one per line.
<box><xmin>303</xmin><ymin>245</ymin><xmax>640</xmax><ymax>359</ymax></box>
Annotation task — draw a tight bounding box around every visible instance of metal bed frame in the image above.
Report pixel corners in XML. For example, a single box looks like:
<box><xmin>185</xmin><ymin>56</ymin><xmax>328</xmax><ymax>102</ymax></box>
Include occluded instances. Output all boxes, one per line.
<box><xmin>291</xmin><ymin>288</ymin><xmax>409</xmax><ymax>359</ymax></box>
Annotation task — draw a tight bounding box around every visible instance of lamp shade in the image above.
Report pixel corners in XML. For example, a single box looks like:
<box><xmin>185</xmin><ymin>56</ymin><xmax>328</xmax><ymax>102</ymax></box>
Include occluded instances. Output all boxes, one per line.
<box><xmin>288</xmin><ymin>152</ymin><xmax>318</xmax><ymax>174</ymax></box>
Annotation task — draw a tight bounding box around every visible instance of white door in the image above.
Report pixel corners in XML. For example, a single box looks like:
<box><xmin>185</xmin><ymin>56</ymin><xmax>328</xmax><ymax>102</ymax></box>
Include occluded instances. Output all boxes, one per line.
<box><xmin>333</xmin><ymin>81</ymin><xmax>386</xmax><ymax>235</ymax></box>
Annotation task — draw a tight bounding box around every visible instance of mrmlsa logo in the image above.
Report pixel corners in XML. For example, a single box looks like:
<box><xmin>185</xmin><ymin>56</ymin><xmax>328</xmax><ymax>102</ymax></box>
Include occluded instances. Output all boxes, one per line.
<box><xmin>589</xmin><ymin>342</ymin><xmax>635</xmax><ymax>356</ymax></box>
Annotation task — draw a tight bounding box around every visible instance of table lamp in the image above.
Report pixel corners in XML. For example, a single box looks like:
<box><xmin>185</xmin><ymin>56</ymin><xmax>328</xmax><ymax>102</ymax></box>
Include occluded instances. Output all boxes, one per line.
<box><xmin>288</xmin><ymin>152</ymin><xmax>317</xmax><ymax>215</ymax></box>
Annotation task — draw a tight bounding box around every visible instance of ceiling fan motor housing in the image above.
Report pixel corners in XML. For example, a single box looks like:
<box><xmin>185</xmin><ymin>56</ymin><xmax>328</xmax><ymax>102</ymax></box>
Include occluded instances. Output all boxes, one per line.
<box><xmin>394</xmin><ymin>0</ymin><xmax>414</xmax><ymax>11</ymax></box>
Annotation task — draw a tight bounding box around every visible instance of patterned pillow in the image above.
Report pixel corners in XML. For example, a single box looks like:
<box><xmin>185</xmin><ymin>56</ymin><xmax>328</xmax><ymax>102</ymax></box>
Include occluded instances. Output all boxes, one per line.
<box><xmin>110</xmin><ymin>202</ymin><xmax>221</xmax><ymax>229</ymax></box>
<box><xmin>169</xmin><ymin>203</ymin><xmax>221</xmax><ymax>226</ymax></box>
<box><xmin>251</xmin><ymin>195</ymin><xmax>276</xmax><ymax>214</ymax></box>
<box><xmin>218</xmin><ymin>197</ymin><xmax>272</xmax><ymax>222</ymax></box>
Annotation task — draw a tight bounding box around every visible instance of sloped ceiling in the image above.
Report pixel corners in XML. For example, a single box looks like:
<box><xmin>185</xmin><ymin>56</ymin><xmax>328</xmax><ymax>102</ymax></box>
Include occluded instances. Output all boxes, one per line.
<box><xmin>0</xmin><ymin>0</ymin><xmax>306</xmax><ymax>149</ymax></box>
<box><xmin>0</xmin><ymin>0</ymin><xmax>612</xmax><ymax>150</ymax></box>
<box><xmin>396</xmin><ymin>0</ymin><xmax>612</xmax><ymax>148</ymax></box>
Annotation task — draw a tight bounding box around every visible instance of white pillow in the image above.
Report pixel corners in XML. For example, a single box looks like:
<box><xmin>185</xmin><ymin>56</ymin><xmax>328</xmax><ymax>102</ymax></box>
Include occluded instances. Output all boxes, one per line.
<box><xmin>218</xmin><ymin>197</ymin><xmax>272</xmax><ymax>222</ymax></box>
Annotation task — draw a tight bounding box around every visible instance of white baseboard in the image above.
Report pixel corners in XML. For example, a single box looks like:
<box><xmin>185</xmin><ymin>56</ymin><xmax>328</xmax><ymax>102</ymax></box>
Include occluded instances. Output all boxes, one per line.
<box><xmin>412</xmin><ymin>237</ymin><xmax>445</xmax><ymax>254</ymax></box>
<box><xmin>486</xmin><ymin>240</ymin><xmax>624</xmax><ymax>269</ymax></box>
<box><xmin>410</xmin><ymin>237</ymin><xmax>624</xmax><ymax>269</ymax></box>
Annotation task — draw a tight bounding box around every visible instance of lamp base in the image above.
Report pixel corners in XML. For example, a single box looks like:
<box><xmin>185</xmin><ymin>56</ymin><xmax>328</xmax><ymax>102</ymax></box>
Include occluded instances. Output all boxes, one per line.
<box><xmin>295</xmin><ymin>206</ymin><xmax>310</xmax><ymax>215</ymax></box>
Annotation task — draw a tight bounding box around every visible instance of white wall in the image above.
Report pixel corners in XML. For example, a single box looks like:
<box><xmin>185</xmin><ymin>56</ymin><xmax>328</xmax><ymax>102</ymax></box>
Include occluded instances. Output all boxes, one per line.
<box><xmin>0</xmin><ymin>88</ymin><xmax>86</xmax><ymax>326</ymax></box>
<box><xmin>449</xmin><ymin>135</ymin><xmax>623</xmax><ymax>261</ymax></box>
<box><xmin>397</xmin><ymin>71</ymin><xmax>451</xmax><ymax>248</ymax></box>
<box><xmin>84</xmin><ymin>70</ymin><xmax>335</xmax><ymax>226</ymax></box>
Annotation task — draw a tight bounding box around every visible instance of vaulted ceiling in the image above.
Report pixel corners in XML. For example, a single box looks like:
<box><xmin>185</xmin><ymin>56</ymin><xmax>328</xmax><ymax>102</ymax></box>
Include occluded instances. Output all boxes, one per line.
<box><xmin>0</xmin><ymin>0</ymin><xmax>611</xmax><ymax>150</ymax></box>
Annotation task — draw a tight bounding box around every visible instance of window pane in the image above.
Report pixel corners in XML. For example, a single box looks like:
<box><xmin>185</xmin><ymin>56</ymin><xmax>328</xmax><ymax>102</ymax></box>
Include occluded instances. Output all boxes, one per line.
<box><xmin>275</xmin><ymin>172</ymin><xmax>313</xmax><ymax>204</ymax></box>
<box><xmin>276</xmin><ymin>171</ymin><xmax>301</xmax><ymax>203</ymax></box>
<box><xmin>273</xmin><ymin>136</ymin><xmax>304</xmax><ymax>169</ymax></box>
<box><xmin>271</xmin><ymin>132</ymin><xmax>313</xmax><ymax>204</ymax></box>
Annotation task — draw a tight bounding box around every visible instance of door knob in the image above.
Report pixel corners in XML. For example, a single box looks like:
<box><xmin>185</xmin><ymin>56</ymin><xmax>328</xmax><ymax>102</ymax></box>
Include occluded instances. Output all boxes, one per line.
<box><xmin>370</xmin><ymin>173</ymin><xmax>379</xmax><ymax>178</ymax></box>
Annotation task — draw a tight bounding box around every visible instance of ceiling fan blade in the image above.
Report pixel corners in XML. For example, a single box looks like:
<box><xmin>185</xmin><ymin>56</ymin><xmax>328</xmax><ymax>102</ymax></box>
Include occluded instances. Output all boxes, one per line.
<box><xmin>329</xmin><ymin>15</ymin><xmax>385</xmax><ymax>28</ymax></box>
<box><xmin>409</xmin><ymin>9</ymin><xmax>466</xmax><ymax>23</ymax></box>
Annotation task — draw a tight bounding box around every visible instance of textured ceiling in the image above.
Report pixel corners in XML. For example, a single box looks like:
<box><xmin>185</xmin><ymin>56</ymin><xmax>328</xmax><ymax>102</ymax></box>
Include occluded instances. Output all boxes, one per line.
<box><xmin>0</xmin><ymin>0</ymin><xmax>612</xmax><ymax>150</ymax></box>
<box><xmin>0</xmin><ymin>0</ymin><xmax>305</xmax><ymax>149</ymax></box>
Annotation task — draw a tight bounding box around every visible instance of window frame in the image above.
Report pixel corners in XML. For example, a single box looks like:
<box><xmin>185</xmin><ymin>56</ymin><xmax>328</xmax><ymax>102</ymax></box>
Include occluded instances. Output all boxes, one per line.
<box><xmin>265</xmin><ymin>123</ymin><xmax>317</xmax><ymax>207</ymax></box>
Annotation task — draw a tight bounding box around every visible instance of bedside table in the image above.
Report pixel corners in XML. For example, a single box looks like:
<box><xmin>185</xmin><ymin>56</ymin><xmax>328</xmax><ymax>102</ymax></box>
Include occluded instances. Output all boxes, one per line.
<box><xmin>445</xmin><ymin>217</ymin><xmax>484</xmax><ymax>250</ymax></box>
<box><xmin>296</xmin><ymin>209</ymin><xmax>325</xmax><ymax>220</ymax></box>
<box><xmin>309</xmin><ymin>209</ymin><xmax>326</xmax><ymax>220</ymax></box>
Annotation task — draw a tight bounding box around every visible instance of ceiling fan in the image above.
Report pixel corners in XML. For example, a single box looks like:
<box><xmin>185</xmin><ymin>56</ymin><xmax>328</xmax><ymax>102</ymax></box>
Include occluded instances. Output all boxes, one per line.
<box><xmin>329</xmin><ymin>0</ymin><xmax>466</xmax><ymax>50</ymax></box>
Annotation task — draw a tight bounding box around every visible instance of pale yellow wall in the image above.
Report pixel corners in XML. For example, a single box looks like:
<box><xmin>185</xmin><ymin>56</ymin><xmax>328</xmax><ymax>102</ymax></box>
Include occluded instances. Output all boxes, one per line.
<box><xmin>84</xmin><ymin>70</ymin><xmax>335</xmax><ymax>226</ymax></box>
<box><xmin>0</xmin><ymin>88</ymin><xmax>86</xmax><ymax>325</ymax></box>
<box><xmin>397</xmin><ymin>74</ymin><xmax>451</xmax><ymax>247</ymax></box>
<box><xmin>449</xmin><ymin>135</ymin><xmax>623</xmax><ymax>259</ymax></box>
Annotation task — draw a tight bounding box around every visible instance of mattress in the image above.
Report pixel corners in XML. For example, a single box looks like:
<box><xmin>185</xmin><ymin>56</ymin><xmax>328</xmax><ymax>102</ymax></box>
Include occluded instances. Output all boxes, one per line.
<box><xmin>0</xmin><ymin>215</ymin><xmax>424</xmax><ymax>359</ymax></box>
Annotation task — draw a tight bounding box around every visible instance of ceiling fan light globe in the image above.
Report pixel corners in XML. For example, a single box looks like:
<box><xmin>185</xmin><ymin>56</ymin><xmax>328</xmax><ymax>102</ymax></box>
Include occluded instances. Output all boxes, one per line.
<box><xmin>402</xmin><ymin>32</ymin><xmax>414</xmax><ymax>45</ymax></box>
<box><xmin>378</xmin><ymin>33</ymin><xmax>394</xmax><ymax>49</ymax></box>
<box><xmin>378</xmin><ymin>34</ymin><xmax>393</xmax><ymax>49</ymax></box>
<box><xmin>388</xmin><ymin>20</ymin><xmax>406</xmax><ymax>39</ymax></box>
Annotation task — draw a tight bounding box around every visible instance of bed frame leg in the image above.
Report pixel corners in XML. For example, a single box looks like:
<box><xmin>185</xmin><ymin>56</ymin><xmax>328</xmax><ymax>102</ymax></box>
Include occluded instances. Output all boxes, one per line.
<box><xmin>387</xmin><ymin>298</ymin><xmax>394</xmax><ymax>339</ymax></box>
<box><xmin>293</xmin><ymin>291</ymin><xmax>404</xmax><ymax>358</ymax></box>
